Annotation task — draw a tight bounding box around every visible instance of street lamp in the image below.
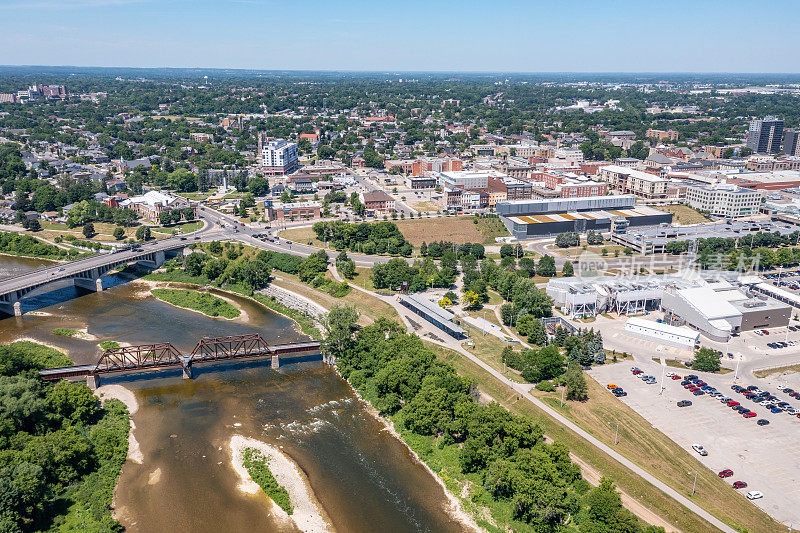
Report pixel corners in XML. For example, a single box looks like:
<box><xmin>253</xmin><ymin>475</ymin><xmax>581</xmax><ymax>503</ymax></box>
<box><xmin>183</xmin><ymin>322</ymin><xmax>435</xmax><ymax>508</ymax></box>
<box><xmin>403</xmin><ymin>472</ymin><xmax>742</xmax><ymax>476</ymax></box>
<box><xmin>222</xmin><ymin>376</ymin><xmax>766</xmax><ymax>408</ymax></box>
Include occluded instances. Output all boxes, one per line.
<box><xmin>688</xmin><ymin>471</ymin><xmax>698</xmax><ymax>496</ymax></box>
<box><xmin>734</xmin><ymin>353</ymin><xmax>742</xmax><ymax>382</ymax></box>
<box><xmin>659</xmin><ymin>361</ymin><xmax>666</xmax><ymax>395</ymax></box>
<box><xmin>560</xmin><ymin>384</ymin><xmax>566</xmax><ymax>407</ymax></box>
<box><xmin>608</xmin><ymin>421</ymin><xmax>619</xmax><ymax>445</ymax></box>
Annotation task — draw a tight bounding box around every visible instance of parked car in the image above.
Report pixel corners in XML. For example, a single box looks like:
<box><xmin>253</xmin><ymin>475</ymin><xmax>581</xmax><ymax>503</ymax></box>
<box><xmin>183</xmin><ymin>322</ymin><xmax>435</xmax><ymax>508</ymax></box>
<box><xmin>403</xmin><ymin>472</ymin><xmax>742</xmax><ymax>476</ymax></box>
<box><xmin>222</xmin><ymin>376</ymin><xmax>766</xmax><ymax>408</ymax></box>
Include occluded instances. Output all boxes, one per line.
<box><xmin>757</xmin><ymin>419</ymin><xmax>770</xmax><ymax>426</ymax></box>
<box><xmin>677</xmin><ymin>400</ymin><xmax>693</xmax><ymax>407</ymax></box>
<box><xmin>718</xmin><ymin>469</ymin><xmax>734</xmax><ymax>478</ymax></box>
<box><xmin>743</xmin><ymin>411</ymin><xmax>757</xmax><ymax>418</ymax></box>
<box><xmin>727</xmin><ymin>400</ymin><xmax>740</xmax><ymax>407</ymax></box>
<box><xmin>692</xmin><ymin>444</ymin><xmax>708</xmax><ymax>456</ymax></box>
<box><xmin>732</xmin><ymin>481</ymin><xmax>748</xmax><ymax>489</ymax></box>
<box><xmin>692</xmin><ymin>390</ymin><xmax>705</xmax><ymax>396</ymax></box>
<box><xmin>607</xmin><ymin>383</ymin><xmax>618</xmax><ymax>389</ymax></box>
<box><xmin>746</xmin><ymin>490</ymin><xmax>763</xmax><ymax>500</ymax></box>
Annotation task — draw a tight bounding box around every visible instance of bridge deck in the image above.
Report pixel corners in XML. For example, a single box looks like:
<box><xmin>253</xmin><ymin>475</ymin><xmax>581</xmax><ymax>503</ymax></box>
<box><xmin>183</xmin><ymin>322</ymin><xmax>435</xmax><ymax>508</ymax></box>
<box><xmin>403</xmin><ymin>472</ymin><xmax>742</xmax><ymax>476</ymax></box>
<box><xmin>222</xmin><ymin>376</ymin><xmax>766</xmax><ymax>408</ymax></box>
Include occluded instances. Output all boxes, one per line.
<box><xmin>39</xmin><ymin>339</ymin><xmax>322</xmax><ymax>380</ymax></box>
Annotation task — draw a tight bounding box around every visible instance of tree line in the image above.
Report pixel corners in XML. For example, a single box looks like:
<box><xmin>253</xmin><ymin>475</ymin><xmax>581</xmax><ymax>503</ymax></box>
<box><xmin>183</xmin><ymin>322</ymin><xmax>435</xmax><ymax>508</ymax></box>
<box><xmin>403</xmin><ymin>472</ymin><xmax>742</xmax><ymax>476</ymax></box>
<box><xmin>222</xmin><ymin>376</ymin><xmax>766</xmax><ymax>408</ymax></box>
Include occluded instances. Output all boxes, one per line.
<box><xmin>325</xmin><ymin>309</ymin><xmax>663</xmax><ymax>533</ymax></box>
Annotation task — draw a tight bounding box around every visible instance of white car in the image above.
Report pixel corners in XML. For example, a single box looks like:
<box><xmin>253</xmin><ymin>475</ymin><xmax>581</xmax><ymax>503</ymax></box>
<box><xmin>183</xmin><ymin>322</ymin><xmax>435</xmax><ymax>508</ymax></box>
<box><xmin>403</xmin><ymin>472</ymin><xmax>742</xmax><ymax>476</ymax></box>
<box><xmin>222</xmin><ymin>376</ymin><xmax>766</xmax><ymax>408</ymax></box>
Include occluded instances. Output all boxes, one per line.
<box><xmin>746</xmin><ymin>490</ymin><xmax>763</xmax><ymax>500</ymax></box>
<box><xmin>691</xmin><ymin>444</ymin><xmax>708</xmax><ymax>456</ymax></box>
<box><xmin>666</xmin><ymin>371</ymin><xmax>676</xmax><ymax>378</ymax></box>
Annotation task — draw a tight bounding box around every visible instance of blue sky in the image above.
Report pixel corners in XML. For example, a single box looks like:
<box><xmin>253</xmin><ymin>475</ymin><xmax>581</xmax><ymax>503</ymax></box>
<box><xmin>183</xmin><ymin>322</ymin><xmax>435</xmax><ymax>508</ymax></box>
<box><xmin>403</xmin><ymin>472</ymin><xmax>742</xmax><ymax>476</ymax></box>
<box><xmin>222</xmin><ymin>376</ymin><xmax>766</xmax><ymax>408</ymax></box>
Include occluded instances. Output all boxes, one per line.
<box><xmin>1</xmin><ymin>0</ymin><xmax>798</xmax><ymax>72</ymax></box>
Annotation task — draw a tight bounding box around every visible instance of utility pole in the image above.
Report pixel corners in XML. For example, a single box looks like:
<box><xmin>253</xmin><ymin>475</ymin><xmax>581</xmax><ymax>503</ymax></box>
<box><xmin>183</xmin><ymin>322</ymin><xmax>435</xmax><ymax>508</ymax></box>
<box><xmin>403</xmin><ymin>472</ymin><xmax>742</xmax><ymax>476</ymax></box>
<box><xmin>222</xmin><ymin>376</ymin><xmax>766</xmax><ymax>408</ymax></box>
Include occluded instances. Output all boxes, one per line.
<box><xmin>560</xmin><ymin>384</ymin><xmax>566</xmax><ymax>407</ymax></box>
<box><xmin>688</xmin><ymin>471</ymin><xmax>698</xmax><ymax>496</ymax></box>
<box><xmin>734</xmin><ymin>354</ymin><xmax>742</xmax><ymax>382</ymax></box>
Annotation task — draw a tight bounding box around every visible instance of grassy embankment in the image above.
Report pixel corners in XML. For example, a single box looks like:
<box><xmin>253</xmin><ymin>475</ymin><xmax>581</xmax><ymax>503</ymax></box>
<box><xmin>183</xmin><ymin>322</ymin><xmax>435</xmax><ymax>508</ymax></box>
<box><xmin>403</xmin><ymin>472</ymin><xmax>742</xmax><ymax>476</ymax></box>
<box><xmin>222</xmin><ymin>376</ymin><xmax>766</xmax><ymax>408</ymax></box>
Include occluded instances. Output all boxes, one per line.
<box><xmin>242</xmin><ymin>448</ymin><xmax>293</xmax><ymax>514</ymax></box>
<box><xmin>428</xmin><ymin>342</ymin><xmax>784</xmax><ymax>533</ymax></box>
<box><xmin>53</xmin><ymin>328</ymin><xmax>79</xmax><ymax>337</ymax></box>
<box><xmin>151</xmin><ymin>288</ymin><xmax>241</xmax><ymax>319</ymax></box>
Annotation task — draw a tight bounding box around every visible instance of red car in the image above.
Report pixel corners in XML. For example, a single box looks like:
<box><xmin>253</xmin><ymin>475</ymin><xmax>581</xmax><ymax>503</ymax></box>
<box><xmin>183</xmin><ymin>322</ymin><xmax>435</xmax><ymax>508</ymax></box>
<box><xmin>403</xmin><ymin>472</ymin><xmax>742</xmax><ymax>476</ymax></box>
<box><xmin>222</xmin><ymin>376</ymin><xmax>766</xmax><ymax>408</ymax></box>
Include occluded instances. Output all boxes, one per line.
<box><xmin>743</xmin><ymin>411</ymin><xmax>756</xmax><ymax>418</ymax></box>
<box><xmin>718</xmin><ymin>469</ymin><xmax>734</xmax><ymax>478</ymax></box>
<box><xmin>671</xmin><ymin>375</ymin><xmax>681</xmax><ymax>380</ymax></box>
<box><xmin>733</xmin><ymin>481</ymin><xmax>748</xmax><ymax>489</ymax></box>
<box><xmin>727</xmin><ymin>400</ymin><xmax>740</xmax><ymax>407</ymax></box>
<box><xmin>684</xmin><ymin>383</ymin><xmax>694</xmax><ymax>389</ymax></box>
<box><xmin>696</xmin><ymin>381</ymin><xmax>707</xmax><ymax>387</ymax></box>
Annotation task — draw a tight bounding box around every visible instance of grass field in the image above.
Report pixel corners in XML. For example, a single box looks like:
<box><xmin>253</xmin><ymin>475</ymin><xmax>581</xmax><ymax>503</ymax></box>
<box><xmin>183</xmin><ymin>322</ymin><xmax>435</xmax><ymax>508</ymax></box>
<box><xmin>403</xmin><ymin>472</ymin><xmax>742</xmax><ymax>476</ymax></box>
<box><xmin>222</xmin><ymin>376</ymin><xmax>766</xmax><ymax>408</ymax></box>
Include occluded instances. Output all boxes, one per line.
<box><xmin>151</xmin><ymin>288</ymin><xmax>241</xmax><ymax>318</ymax></box>
<box><xmin>427</xmin><ymin>344</ymin><xmax>783</xmax><ymax>533</ymax></box>
<box><xmin>278</xmin><ymin>226</ymin><xmax>322</xmax><ymax>246</ymax></box>
<box><xmin>652</xmin><ymin>204</ymin><xmax>711</xmax><ymax>225</ymax></box>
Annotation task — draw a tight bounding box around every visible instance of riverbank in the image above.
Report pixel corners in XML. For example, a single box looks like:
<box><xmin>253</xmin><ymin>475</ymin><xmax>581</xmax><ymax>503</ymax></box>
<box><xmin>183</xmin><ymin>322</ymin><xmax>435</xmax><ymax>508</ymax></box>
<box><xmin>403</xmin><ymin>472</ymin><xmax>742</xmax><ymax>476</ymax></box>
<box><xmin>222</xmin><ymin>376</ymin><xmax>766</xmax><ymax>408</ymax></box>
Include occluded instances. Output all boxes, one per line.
<box><xmin>343</xmin><ymin>377</ymin><xmax>484</xmax><ymax>533</ymax></box>
<box><xmin>96</xmin><ymin>384</ymin><xmax>143</xmax><ymax>464</ymax></box>
<box><xmin>150</xmin><ymin>287</ymin><xmax>245</xmax><ymax>320</ymax></box>
<box><xmin>229</xmin><ymin>434</ymin><xmax>330</xmax><ymax>533</ymax></box>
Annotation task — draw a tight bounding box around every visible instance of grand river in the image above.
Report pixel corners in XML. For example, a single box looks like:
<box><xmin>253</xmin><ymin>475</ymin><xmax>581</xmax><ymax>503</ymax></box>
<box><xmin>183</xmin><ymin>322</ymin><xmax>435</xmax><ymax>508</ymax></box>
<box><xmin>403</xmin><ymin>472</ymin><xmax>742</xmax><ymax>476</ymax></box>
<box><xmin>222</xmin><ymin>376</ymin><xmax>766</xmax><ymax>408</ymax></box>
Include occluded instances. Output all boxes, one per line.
<box><xmin>0</xmin><ymin>256</ymin><xmax>465</xmax><ymax>533</ymax></box>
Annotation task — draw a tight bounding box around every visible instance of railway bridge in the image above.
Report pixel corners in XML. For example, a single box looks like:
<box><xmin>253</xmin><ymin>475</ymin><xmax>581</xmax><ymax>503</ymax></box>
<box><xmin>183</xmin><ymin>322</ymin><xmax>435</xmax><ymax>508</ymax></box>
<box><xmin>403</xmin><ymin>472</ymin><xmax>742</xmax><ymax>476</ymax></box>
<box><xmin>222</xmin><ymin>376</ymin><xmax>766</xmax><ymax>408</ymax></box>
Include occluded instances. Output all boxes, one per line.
<box><xmin>39</xmin><ymin>333</ymin><xmax>324</xmax><ymax>389</ymax></box>
<box><xmin>0</xmin><ymin>237</ymin><xmax>188</xmax><ymax>316</ymax></box>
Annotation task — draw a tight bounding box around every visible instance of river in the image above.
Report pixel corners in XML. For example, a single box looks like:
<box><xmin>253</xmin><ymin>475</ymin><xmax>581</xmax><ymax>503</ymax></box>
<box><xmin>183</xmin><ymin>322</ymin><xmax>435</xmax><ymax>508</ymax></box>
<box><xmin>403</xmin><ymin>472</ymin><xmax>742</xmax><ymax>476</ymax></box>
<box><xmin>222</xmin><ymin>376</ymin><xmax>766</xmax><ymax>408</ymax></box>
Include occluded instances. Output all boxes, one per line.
<box><xmin>0</xmin><ymin>257</ymin><xmax>467</xmax><ymax>533</ymax></box>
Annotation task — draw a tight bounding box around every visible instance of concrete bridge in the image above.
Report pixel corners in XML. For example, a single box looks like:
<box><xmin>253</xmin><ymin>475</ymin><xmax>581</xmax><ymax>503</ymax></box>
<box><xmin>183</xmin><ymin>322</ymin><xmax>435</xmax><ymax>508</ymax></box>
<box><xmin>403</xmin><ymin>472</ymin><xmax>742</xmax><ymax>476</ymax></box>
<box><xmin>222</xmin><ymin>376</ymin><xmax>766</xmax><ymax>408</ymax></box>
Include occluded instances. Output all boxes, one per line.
<box><xmin>0</xmin><ymin>237</ymin><xmax>190</xmax><ymax>315</ymax></box>
<box><xmin>39</xmin><ymin>333</ymin><xmax>324</xmax><ymax>388</ymax></box>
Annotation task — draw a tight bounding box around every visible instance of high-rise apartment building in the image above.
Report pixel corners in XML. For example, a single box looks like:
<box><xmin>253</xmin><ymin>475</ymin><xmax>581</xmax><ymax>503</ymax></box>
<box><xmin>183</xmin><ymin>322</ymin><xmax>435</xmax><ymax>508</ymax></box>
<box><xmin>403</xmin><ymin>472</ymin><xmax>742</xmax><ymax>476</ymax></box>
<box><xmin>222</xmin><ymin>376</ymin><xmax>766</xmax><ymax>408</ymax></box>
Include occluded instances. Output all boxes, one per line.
<box><xmin>784</xmin><ymin>128</ymin><xmax>800</xmax><ymax>157</ymax></box>
<box><xmin>746</xmin><ymin>116</ymin><xmax>784</xmax><ymax>154</ymax></box>
<box><xmin>258</xmin><ymin>136</ymin><xmax>299</xmax><ymax>175</ymax></box>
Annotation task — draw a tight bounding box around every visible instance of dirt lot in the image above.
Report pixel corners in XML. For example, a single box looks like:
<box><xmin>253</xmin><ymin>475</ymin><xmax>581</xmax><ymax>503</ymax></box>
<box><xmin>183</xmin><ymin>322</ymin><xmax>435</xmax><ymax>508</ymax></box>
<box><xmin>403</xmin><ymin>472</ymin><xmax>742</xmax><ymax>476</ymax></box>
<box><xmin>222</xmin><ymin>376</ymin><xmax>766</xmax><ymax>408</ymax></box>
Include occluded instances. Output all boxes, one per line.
<box><xmin>396</xmin><ymin>215</ymin><xmax>508</xmax><ymax>246</ymax></box>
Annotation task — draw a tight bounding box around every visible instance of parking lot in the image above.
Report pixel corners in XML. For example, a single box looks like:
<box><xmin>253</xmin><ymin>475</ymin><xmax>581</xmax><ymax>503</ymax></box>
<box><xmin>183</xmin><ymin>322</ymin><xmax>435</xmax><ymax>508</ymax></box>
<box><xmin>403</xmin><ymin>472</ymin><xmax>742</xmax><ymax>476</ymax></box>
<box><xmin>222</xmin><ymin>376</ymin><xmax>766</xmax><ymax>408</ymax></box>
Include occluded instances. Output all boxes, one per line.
<box><xmin>590</xmin><ymin>360</ymin><xmax>800</xmax><ymax>525</ymax></box>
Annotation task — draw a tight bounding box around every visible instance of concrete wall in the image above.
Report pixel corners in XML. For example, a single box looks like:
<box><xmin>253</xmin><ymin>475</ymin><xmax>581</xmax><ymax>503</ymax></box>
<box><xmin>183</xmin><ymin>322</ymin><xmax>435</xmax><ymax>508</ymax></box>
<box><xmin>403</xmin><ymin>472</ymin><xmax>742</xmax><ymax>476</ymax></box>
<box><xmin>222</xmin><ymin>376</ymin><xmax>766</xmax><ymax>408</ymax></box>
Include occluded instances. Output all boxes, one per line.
<box><xmin>740</xmin><ymin>306</ymin><xmax>791</xmax><ymax>331</ymax></box>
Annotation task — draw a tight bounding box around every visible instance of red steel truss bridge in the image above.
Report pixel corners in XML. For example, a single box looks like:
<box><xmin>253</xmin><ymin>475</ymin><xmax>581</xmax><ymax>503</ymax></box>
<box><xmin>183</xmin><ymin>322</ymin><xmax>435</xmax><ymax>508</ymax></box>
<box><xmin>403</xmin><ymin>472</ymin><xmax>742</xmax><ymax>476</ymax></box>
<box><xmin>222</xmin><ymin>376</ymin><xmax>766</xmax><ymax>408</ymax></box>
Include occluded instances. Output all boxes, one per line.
<box><xmin>39</xmin><ymin>333</ymin><xmax>322</xmax><ymax>388</ymax></box>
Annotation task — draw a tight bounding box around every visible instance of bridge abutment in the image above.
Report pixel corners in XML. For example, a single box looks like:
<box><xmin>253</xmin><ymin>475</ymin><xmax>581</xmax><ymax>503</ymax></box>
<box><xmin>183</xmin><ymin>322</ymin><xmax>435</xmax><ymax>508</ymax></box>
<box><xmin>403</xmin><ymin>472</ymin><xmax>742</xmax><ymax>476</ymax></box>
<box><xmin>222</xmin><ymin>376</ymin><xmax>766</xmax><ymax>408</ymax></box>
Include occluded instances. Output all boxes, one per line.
<box><xmin>86</xmin><ymin>374</ymin><xmax>99</xmax><ymax>390</ymax></box>
<box><xmin>271</xmin><ymin>355</ymin><xmax>280</xmax><ymax>369</ymax></box>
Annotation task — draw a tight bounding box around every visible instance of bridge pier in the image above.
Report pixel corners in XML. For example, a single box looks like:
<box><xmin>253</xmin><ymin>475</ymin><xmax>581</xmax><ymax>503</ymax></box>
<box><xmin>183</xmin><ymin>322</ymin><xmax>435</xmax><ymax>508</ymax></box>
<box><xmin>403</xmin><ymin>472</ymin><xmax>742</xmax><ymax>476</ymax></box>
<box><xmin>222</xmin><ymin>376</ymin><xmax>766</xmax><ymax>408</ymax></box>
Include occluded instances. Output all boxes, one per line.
<box><xmin>179</xmin><ymin>356</ymin><xmax>194</xmax><ymax>379</ymax></box>
<box><xmin>0</xmin><ymin>301</ymin><xmax>21</xmax><ymax>316</ymax></box>
<box><xmin>271</xmin><ymin>355</ymin><xmax>280</xmax><ymax>370</ymax></box>
<box><xmin>86</xmin><ymin>374</ymin><xmax>99</xmax><ymax>390</ymax></box>
<box><xmin>73</xmin><ymin>273</ymin><xmax>105</xmax><ymax>292</ymax></box>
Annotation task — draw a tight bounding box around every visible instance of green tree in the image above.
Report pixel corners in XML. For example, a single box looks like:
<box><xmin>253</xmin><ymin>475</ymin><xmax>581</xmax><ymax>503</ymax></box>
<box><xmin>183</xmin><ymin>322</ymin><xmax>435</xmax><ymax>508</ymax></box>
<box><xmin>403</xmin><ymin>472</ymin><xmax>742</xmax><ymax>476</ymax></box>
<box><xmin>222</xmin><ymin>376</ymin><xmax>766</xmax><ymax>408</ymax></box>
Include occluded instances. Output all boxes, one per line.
<box><xmin>562</xmin><ymin>261</ymin><xmax>574</xmax><ymax>276</ymax></box>
<box><xmin>82</xmin><ymin>223</ymin><xmax>95</xmax><ymax>238</ymax></box>
<box><xmin>537</xmin><ymin>255</ymin><xmax>556</xmax><ymax>277</ymax></box>
<box><xmin>323</xmin><ymin>304</ymin><xmax>360</xmax><ymax>355</ymax></box>
<box><xmin>135</xmin><ymin>225</ymin><xmax>151</xmax><ymax>241</ymax></box>
<box><xmin>692</xmin><ymin>347</ymin><xmax>721</xmax><ymax>372</ymax></box>
<box><xmin>563</xmin><ymin>363</ymin><xmax>588</xmax><ymax>401</ymax></box>
<box><xmin>159</xmin><ymin>211</ymin><xmax>173</xmax><ymax>226</ymax></box>
<box><xmin>113</xmin><ymin>227</ymin><xmax>125</xmax><ymax>240</ymax></box>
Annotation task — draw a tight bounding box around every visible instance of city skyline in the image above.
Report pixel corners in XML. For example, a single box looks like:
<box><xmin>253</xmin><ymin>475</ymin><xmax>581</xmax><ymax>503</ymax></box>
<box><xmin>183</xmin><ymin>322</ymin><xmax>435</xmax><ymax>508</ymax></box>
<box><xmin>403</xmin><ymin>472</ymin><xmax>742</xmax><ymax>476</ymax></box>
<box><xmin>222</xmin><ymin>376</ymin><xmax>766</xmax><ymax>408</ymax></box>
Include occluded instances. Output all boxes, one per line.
<box><xmin>1</xmin><ymin>0</ymin><xmax>799</xmax><ymax>73</ymax></box>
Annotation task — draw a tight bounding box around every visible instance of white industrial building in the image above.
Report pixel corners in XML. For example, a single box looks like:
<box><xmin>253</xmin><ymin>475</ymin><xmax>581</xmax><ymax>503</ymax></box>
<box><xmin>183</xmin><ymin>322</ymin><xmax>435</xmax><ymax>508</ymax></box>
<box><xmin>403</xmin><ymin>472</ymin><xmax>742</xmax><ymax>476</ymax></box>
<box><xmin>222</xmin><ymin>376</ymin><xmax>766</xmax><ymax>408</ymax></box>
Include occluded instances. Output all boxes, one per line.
<box><xmin>624</xmin><ymin>317</ymin><xmax>700</xmax><ymax>349</ymax></box>
<box><xmin>547</xmin><ymin>272</ymin><xmax>791</xmax><ymax>341</ymax></box>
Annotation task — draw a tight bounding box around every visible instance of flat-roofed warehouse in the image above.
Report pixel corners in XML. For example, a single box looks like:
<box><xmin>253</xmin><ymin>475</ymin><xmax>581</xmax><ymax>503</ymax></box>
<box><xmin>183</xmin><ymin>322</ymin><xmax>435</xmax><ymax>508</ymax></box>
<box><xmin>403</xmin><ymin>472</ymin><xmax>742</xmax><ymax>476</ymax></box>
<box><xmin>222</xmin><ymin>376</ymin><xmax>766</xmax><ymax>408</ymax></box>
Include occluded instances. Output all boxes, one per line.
<box><xmin>505</xmin><ymin>206</ymin><xmax>671</xmax><ymax>238</ymax></box>
<box><xmin>496</xmin><ymin>194</ymin><xmax>672</xmax><ymax>239</ymax></box>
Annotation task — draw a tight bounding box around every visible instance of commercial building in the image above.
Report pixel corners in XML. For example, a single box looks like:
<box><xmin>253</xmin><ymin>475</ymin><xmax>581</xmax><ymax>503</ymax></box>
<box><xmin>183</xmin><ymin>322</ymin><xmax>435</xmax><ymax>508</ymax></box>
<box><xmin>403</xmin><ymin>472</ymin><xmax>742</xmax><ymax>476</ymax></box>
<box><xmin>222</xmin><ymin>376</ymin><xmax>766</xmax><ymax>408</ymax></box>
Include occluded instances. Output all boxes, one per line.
<box><xmin>258</xmin><ymin>136</ymin><xmax>299</xmax><ymax>175</ymax></box>
<box><xmin>784</xmin><ymin>129</ymin><xmax>800</xmax><ymax>157</ymax></box>
<box><xmin>685</xmin><ymin>183</ymin><xmax>762</xmax><ymax>218</ymax></box>
<box><xmin>398</xmin><ymin>294</ymin><xmax>466</xmax><ymax>339</ymax></box>
<box><xmin>662</xmin><ymin>280</ymin><xmax>790</xmax><ymax>341</ymax></box>
<box><xmin>405</xmin><ymin>176</ymin><xmax>437</xmax><ymax>189</ymax></box>
<box><xmin>624</xmin><ymin>317</ymin><xmax>699</xmax><ymax>349</ymax></box>
<box><xmin>597</xmin><ymin>165</ymin><xmax>668</xmax><ymax>199</ymax></box>
<box><xmin>746</xmin><ymin>116</ymin><xmax>784</xmax><ymax>154</ymax></box>
<box><xmin>119</xmin><ymin>191</ymin><xmax>195</xmax><ymax>221</ymax></box>
<box><xmin>547</xmin><ymin>273</ymin><xmax>791</xmax><ymax>341</ymax></box>
<box><xmin>360</xmin><ymin>190</ymin><xmax>396</xmax><ymax>216</ymax></box>
<box><xmin>264</xmin><ymin>200</ymin><xmax>320</xmax><ymax>222</ymax></box>
<box><xmin>435</xmin><ymin>169</ymin><xmax>505</xmax><ymax>190</ymax></box>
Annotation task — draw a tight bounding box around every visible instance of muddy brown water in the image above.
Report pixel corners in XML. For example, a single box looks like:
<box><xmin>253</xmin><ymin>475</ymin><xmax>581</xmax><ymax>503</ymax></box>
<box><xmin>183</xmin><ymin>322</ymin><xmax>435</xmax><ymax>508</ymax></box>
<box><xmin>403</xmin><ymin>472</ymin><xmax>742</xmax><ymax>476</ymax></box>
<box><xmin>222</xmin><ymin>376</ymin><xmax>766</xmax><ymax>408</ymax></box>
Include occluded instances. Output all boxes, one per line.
<box><xmin>0</xmin><ymin>257</ymin><xmax>465</xmax><ymax>533</ymax></box>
